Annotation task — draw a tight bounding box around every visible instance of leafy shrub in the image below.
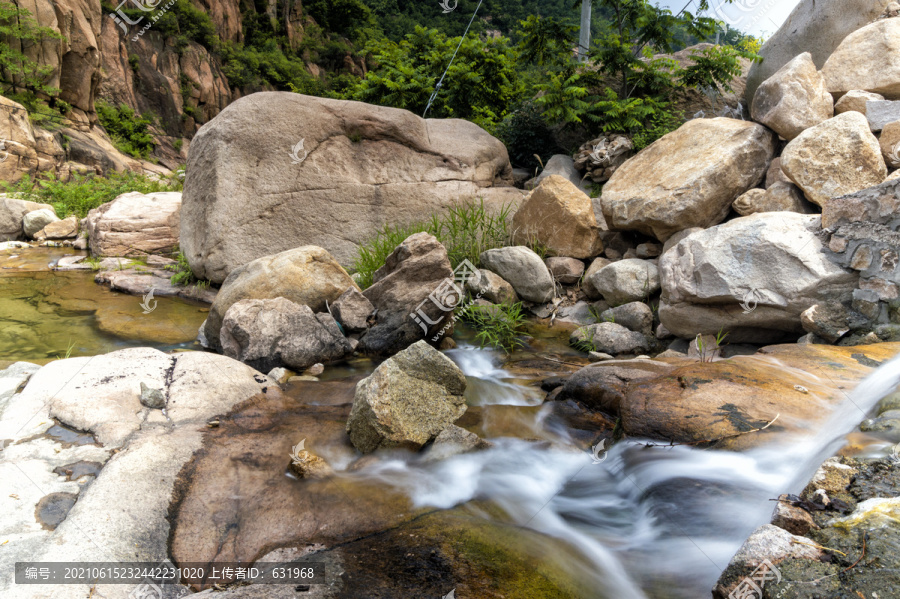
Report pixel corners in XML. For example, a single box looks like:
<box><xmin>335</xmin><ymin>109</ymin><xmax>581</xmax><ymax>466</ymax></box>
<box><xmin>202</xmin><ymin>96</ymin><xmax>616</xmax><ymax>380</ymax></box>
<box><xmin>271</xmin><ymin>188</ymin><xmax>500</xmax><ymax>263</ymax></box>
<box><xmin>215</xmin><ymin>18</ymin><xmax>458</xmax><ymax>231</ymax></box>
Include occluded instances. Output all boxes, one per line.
<box><xmin>2</xmin><ymin>171</ymin><xmax>182</xmax><ymax>218</ymax></box>
<box><xmin>460</xmin><ymin>302</ymin><xmax>527</xmax><ymax>353</ymax></box>
<box><xmin>352</xmin><ymin>199</ymin><xmax>513</xmax><ymax>289</ymax></box>
<box><xmin>495</xmin><ymin>101</ymin><xmax>560</xmax><ymax>171</ymax></box>
<box><xmin>631</xmin><ymin>106</ymin><xmax>684</xmax><ymax>150</ymax></box>
<box><xmin>96</xmin><ymin>101</ymin><xmax>156</xmax><ymax>159</ymax></box>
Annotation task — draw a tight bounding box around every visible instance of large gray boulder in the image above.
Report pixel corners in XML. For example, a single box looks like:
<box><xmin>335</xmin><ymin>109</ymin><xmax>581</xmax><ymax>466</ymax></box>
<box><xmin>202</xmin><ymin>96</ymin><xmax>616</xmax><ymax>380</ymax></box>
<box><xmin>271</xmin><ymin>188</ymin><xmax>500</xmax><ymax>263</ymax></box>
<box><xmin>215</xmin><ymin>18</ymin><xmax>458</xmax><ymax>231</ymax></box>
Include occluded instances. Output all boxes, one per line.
<box><xmin>601</xmin><ymin>118</ymin><xmax>775</xmax><ymax>241</ymax></box>
<box><xmin>570</xmin><ymin>322</ymin><xmax>649</xmax><ymax>355</ymax></box>
<box><xmin>359</xmin><ymin>232</ymin><xmax>454</xmax><ymax>355</ymax></box>
<box><xmin>480</xmin><ymin>246</ymin><xmax>555</xmax><ymax>303</ymax></box>
<box><xmin>822</xmin><ymin>18</ymin><xmax>900</xmax><ymax>100</ymax></box>
<box><xmin>745</xmin><ymin>0</ymin><xmax>892</xmax><ymax>109</ymax></box>
<box><xmin>750</xmin><ymin>52</ymin><xmax>833</xmax><ymax>140</ymax></box>
<box><xmin>586</xmin><ymin>259</ymin><xmax>660</xmax><ymax>306</ymax></box>
<box><xmin>83</xmin><ymin>191</ymin><xmax>181</xmax><ymax>257</ymax></box>
<box><xmin>203</xmin><ymin>245</ymin><xmax>358</xmax><ymax>351</ymax></box>
<box><xmin>22</xmin><ymin>208</ymin><xmax>59</xmax><ymax>238</ymax></box>
<box><xmin>180</xmin><ymin>92</ymin><xmax>523</xmax><ymax>282</ymax></box>
<box><xmin>347</xmin><ymin>341</ymin><xmax>467</xmax><ymax>454</ymax></box>
<box><xmin>0</xmin><ymin>197</ymin><xmax>53</xmax><ymax>240</ymax></box>
<box><xmin>781</xmin><ymin>112</ymin><xmax>887</xmax><ymax>206</ymax></box>
<box><xmin>219</xmin><ymin>298</ymin><xmax>353</xmax><ymax>372</ymax></box>
<box><xmin>659</xmin><ymin>213</ymin><xmax>858</xmax><ymax>342</ymax></box>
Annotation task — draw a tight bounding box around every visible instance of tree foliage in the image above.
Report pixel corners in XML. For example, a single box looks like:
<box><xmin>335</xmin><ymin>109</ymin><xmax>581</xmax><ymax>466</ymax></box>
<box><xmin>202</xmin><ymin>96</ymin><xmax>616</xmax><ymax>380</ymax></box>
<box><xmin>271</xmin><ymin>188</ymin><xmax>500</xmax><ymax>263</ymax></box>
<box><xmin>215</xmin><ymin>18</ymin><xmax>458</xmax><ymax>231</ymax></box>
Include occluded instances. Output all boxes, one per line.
<box><xmin>0</xmin><ymin>1</ymin><xmax>64</xmax><ymax>98</ymax></box>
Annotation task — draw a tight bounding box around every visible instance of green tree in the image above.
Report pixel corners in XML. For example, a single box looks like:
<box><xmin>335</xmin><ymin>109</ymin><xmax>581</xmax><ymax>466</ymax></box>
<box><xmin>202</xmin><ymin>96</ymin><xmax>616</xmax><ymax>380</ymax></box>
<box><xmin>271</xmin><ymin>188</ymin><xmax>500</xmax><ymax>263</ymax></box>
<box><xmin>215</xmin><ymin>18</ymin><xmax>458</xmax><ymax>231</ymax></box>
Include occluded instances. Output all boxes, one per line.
<box><xmin>0</xmin><ymin>1</ymin><xmax>64</xmax><ymax>98</ymax></box>
<box><xmin>350</xmin><ymin>26</ymin><xmax>523</xmax><ymax>130</ymax></box>
<box><xmin>516</xmin><ymin>14</ymin><xmax>576</xmax><ymax>67</ymax></box>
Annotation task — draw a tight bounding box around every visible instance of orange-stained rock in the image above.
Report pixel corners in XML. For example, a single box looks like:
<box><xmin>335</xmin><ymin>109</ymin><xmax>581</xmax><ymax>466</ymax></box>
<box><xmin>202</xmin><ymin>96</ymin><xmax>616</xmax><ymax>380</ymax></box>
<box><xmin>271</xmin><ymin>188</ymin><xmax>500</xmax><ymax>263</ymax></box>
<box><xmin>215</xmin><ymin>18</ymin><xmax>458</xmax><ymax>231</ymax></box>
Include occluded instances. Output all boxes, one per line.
<box><xmin>618</xmin><ymin>343</ymin><xmax>900</xmax><ymax>449</ymax></box>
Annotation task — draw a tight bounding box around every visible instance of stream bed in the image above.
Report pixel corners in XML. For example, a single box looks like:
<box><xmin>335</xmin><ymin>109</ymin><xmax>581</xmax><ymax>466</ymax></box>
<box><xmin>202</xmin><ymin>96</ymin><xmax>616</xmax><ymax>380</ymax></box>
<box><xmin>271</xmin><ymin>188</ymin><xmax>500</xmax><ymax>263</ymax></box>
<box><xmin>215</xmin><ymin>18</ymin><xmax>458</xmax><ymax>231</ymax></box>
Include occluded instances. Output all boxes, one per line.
<box><xmin>3</xmin><ymin>244</ymin><xmax>899</xmax><ymax>598</ymax></box>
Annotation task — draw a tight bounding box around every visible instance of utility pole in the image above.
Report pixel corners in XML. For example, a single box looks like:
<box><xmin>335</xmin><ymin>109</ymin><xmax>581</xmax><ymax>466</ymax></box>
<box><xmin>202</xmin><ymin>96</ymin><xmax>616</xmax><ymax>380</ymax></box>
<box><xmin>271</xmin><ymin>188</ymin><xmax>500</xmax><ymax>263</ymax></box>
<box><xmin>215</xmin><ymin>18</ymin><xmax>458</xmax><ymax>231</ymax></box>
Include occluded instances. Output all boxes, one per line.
<box><xmin>578</xmin><ymin>0</ymin><xmax>591</xmax><ymax>62</ymax></box>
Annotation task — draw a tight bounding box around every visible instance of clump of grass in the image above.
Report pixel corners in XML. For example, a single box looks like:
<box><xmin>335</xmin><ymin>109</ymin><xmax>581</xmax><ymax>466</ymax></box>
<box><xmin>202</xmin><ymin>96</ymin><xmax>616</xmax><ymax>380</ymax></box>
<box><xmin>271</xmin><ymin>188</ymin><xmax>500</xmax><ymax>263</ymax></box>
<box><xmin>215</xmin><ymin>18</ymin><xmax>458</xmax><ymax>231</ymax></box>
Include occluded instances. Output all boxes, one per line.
<box><xmin>84</xmin><ymin>256</ymin><xmax>102</xmax><ymax>271</ymax></box>
<box><xmin>460</xmin><ymin>302</ymin><xmax>527</xmax><ymax>353</ymax></box>
<box><xmin>2</xmin><ymin>170</ymin><xmax>183</xmax><ymax>219</ymax></box>
<box><xmin>166</xmin><ymin>249</ymin><xmax>198</xmax><ymax>286</ymax></box>
<box><xmin>352</xmin><ymin>198</ymin><xmax>513</xmax><ymax>289</ymax></box>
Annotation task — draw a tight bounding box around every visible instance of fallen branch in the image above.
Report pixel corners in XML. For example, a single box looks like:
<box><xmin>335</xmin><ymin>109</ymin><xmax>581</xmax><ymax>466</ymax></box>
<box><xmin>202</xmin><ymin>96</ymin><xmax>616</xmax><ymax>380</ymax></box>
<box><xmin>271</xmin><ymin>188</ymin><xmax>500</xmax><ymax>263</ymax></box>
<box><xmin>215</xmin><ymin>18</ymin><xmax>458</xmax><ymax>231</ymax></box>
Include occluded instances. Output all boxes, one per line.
<box><xmin>638</xmin><ymin>414</ymin><xmax>781</xmax><ymax>449</ymax></box>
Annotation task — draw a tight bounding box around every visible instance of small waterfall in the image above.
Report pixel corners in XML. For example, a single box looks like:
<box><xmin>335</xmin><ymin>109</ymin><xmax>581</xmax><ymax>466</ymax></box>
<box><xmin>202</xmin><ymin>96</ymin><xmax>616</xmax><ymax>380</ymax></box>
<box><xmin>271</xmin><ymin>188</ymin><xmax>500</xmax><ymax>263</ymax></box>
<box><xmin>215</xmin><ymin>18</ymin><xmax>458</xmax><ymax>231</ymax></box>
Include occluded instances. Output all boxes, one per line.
<box><xmin>348</xmin><ymin>347</ymin><xmax>900</xmax><ymax>598</ymax></box>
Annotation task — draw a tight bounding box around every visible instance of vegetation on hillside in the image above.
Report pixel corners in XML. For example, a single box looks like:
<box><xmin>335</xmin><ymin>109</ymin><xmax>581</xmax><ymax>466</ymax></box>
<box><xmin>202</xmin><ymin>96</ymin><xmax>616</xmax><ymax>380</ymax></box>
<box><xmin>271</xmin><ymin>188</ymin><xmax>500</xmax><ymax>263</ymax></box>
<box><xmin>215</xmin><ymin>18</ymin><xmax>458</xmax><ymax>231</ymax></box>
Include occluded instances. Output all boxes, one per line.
<box><xmin>1</xmin><ymin>0</ymin><xmax>761</xmax><ymax>172</ymax></box>
<box><xmin>1</xmin><ymin>171</ymin><xmax>183</xmax><ymax>218</ymax></box>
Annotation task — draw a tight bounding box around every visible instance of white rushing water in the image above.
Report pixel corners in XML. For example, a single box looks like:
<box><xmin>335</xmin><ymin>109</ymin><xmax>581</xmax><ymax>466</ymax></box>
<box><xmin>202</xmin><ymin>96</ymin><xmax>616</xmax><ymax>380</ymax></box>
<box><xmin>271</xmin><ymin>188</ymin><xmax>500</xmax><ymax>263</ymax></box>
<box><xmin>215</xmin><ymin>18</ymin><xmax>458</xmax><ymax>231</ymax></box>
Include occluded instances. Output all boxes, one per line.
<box><xmin>351</xmin><ymin>347</ymin><xmax>900</xmax><ymax>598</ymax></box>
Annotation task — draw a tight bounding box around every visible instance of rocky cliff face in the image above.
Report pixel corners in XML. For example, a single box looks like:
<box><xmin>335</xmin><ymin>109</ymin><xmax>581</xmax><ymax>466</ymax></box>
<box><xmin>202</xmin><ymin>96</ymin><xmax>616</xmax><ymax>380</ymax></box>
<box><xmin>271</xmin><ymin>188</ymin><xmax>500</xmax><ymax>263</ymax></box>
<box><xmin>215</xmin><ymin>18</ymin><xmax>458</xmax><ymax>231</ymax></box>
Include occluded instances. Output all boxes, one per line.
<box><xmin>0</xmin><ymin>0</ymin><xmax>318</xmax><ymax>179</ymax></box>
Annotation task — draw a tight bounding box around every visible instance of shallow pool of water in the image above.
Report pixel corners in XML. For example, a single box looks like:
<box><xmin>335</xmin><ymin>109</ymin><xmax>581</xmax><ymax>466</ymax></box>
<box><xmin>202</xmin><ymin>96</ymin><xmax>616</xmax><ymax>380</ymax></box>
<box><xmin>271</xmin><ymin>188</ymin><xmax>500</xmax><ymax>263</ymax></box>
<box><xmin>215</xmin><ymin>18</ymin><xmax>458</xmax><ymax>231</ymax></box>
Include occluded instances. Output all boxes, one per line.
<box><xmin>0</xmin><ymin>246</ymin><xmax>209</xmax><ymax>362</ymax></box>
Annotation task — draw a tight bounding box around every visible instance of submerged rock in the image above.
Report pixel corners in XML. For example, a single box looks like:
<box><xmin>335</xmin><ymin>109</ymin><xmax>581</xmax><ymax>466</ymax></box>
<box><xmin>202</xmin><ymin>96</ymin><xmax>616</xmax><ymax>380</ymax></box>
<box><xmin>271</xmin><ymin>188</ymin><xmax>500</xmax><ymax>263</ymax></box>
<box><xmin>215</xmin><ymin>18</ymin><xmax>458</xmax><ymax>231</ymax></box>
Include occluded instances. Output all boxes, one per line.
<box><xmin>347</xmin><ymin>341</ymin><xmax>467</xmax><ymax>454</ymax></box>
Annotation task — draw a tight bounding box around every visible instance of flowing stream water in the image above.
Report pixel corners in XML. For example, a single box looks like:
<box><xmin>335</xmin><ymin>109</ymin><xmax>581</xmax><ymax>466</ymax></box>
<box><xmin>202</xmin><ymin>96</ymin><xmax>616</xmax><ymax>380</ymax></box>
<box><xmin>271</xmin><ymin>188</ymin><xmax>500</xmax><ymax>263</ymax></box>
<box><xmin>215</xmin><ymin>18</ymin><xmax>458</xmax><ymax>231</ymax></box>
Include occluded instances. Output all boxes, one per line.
<box><xmin>4</xmin><ymin>244</ymin><xmax>900</xmax><ymax>597</ymax></box>
<box><xmin>340</xmin><ymin>346</ymin><xmax>900</xmax><ymax>599</ymax></box>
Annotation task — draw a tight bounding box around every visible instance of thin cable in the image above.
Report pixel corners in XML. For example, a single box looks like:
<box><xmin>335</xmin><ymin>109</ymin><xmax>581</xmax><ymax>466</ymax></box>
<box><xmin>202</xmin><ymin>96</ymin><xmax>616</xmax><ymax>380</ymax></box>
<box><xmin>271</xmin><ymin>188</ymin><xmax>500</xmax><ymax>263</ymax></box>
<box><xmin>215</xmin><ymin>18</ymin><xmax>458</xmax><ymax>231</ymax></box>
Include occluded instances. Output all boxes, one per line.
<box><xmin>423</xmin><ymin>0</ymin><xmax>485</xmax><ymax>118</ymax></box>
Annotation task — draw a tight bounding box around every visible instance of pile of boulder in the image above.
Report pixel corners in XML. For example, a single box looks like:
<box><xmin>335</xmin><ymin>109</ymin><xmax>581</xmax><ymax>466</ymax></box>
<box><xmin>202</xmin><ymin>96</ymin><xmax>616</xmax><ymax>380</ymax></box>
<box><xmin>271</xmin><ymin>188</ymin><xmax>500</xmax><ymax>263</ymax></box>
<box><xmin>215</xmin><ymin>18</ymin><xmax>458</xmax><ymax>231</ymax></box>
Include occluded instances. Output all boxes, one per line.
<box><xmin>0</xmin><ymin>197</ymin><xmax>77</xmax><ymax>243</ymax></box>
<box><xmin>583</xmin><ymin>5</ymin><xmax>900</xmax><ymax>349</ymax></box>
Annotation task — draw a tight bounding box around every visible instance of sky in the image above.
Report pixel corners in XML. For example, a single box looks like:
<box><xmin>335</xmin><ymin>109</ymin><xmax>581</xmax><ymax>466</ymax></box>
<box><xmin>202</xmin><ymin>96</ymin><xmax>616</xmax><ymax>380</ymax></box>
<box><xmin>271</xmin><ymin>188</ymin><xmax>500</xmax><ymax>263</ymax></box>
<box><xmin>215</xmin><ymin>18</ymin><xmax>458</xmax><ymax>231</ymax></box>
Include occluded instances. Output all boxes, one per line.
<box><xmin>656</xmin><ymin>0</ymin><xmax>803</xmax><ymax>38</ymax></box>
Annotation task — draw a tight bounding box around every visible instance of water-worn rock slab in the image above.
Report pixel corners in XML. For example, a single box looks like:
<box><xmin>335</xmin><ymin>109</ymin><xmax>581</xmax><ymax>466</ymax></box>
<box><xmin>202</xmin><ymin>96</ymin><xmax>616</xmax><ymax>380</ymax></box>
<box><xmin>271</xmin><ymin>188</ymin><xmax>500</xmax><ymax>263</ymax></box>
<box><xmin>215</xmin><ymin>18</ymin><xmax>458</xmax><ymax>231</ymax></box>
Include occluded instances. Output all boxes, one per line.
<box><xmin>480</xmin><ymin>246</ymin><xmax>554</xmax><ymax>303</ymax></box>
<box><xmin>83</xmin><ymin>191</ymin><xmax>182</xmax><ymax>257</ymax></box>
<box><xmin>347</xmin><ymin>341</ymin><xmax>467</xmax><ymax>453</ymax></box>
<box><xmin>621</xmin><ymin>343</ymin><xmax>900</xmax><ymax>449</ymax></box>
<box><xmin>0</xmin><ymin>348</ymin><xmax>271</xmax><ymax>599</ymax></box>
<box><xmin>601</xmin><ymin>118</ymin><xmax>775</xmax><ymax>241</ymax></box>
<box><xmin>180</xmin><ymin>92</ymin><xmax>522</xmax><ymax>281</ymax></box>
<box><xmin>203</xmin><ymin>245</ymin><xmax>357</xmax><ymax>351</ymax></box>
<box><xmin>781</xmin><ymin>111</ymin><xmax>887</xmax><ymax>207</ymax></box>
<box><xmin>220</xmin><ymin>298</ymin><xmax>353</xmax><ymax>372</ymax></box>
<box><xmin>750</xmin><ymin>52</ymin><xmax>833</xmax><ymax>140</ymax></box>
<box><xmin>822</xmin><ymin>18</ymin><xmax>900</xmax><ymax>100</ymax></box>
<box><xmin>659</xmin><ymin>213</ymin><xmax>858</xmax><ymax>342</ymax></box>
<box><xmin>358</xmin><ymin>232</ymin><xmax>453</xmax><ymax>355</ymax></box>
<box><xmin>511</xmin><ymin>175</ymin><xmax>603</xmax><ymax>259</ymax></box>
